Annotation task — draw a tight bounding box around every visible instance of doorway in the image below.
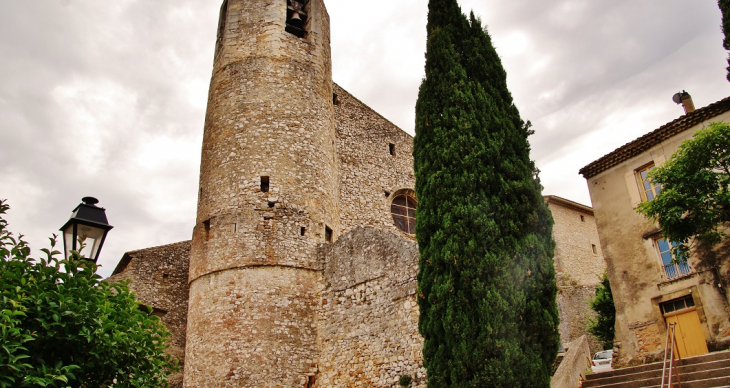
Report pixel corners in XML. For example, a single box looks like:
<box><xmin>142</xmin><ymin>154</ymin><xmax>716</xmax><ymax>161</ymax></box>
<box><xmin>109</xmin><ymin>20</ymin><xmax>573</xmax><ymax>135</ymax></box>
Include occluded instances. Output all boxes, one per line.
<box><xmin>662</xmin><ymin>295</ymin><xmax>709</xmax><ymax>358</ymax></box>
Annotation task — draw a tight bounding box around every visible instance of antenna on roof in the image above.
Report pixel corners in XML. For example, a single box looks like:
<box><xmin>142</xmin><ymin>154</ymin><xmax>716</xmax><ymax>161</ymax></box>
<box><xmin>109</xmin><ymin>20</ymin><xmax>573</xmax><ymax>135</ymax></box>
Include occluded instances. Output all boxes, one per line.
<box><xmin>672</xmin><ymin>90</ymin><xmax>695</xmax><ymax>114</ymax></box>
<box><xmin>672</xmin><ymin>92</ymin><xmax>683</xmax><ymax>105</ymax></box>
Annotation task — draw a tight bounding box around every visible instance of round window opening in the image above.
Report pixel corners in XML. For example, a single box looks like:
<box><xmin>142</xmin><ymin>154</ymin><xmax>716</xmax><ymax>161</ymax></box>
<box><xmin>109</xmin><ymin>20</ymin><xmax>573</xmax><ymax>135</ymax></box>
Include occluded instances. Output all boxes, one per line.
<box><xmin>391</xmin><ymin>192</ymin><xmax>416</xmax><ymax>235</ymax></box>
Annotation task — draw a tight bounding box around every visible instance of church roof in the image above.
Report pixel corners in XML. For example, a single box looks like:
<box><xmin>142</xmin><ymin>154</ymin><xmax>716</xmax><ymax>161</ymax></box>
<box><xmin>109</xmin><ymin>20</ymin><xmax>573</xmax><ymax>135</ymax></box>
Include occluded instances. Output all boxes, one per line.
<box><xmin>579</xmin><ymin>96</ymin><xmax>730</xmax><ymax>179</ymax></box>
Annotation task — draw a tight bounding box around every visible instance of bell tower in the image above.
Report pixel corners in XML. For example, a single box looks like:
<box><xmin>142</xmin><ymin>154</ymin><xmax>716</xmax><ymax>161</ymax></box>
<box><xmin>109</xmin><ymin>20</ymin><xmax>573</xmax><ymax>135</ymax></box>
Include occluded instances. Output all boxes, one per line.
<box><xmin>184</xmin><ymin>0</ymin><xmax>337</xmax><ymax>386</ymax></box>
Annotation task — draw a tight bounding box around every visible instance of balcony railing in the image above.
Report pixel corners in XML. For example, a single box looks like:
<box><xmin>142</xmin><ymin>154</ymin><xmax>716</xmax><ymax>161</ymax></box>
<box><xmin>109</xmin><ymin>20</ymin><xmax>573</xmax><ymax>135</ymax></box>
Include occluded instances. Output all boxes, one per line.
<box><xmin>664</xmin><ymin>261</ymin><xmax>692</xmax><ymax>280</ymax></box>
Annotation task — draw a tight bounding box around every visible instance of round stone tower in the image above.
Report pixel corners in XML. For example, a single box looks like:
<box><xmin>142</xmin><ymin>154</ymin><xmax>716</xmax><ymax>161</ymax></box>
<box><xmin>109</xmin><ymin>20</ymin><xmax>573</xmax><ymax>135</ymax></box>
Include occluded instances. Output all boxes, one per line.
<box><xmin>184</xmin><ymin>0</ymin><xmax>338</xmax><ymax>386</ymax></box>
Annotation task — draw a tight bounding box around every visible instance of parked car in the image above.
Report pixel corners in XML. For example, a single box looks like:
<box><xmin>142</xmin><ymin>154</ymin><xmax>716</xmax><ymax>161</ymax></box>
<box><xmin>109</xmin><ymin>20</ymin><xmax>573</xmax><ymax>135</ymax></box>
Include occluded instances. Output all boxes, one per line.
<box><xmin>591</xmin><ymin>350</ymin><xmax>614</xmax><ymax>373</ymax></box>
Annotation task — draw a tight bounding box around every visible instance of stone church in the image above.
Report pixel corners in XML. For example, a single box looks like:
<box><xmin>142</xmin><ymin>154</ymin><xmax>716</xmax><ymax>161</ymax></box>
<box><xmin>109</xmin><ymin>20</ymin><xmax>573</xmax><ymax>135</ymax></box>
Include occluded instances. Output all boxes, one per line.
<box><xmin>109</xmin><ymin>1</ymin><xmax>606</xmax><ymax>386</ymax></box>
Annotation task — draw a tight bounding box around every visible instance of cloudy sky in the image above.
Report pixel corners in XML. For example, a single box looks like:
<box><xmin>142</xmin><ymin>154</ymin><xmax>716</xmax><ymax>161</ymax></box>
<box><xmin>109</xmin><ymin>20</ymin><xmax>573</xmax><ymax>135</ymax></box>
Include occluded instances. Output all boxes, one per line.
<box><xmin>2</xmin><ymin>0</ymin><xmax>729</xmax><ymax>277</ymax></box>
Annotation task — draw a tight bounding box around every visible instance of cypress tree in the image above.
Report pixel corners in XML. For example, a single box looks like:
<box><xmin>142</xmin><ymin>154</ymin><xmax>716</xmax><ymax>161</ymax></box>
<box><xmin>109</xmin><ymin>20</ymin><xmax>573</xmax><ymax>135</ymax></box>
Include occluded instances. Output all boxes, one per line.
<box><xmin>720</xmin><ymin>0</ymin><xmax>730</xmax><ymax>82</ymax></box>
<box><xmin>414</xmin><ymin>1</ymin><xmax>559</xmax><ymax>386</ymax></box>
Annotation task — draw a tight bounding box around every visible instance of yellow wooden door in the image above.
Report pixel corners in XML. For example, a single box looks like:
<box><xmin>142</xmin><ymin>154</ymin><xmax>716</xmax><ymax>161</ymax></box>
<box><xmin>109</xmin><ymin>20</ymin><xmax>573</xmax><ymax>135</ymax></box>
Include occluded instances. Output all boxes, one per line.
<box><xmin>665</xmin><ymin>309</ymin><xmax>709</xmax><ymax>358</ymax></box>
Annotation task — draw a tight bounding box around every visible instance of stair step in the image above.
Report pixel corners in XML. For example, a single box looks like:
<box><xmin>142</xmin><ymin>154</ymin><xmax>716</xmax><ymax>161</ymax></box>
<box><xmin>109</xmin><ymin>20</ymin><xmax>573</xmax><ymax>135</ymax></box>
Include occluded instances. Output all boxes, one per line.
<box><xmin>583</xmin><ymin>366</ymin><xmax>730</xmax><ymax>387</ymax></box>
<box><xmin>584</xmin><ymin>360</ymin><xmax>730</xmax><ymax>387</ymax></box>
<box><xmin>644</xmin><ymin>375</ymin><xmax>730</xmax><ymax>388</ymax></box>
<box><xmin>586</xmin><ymin>351</ymin><xmax>730</xmax><ymax>381</ymax></box>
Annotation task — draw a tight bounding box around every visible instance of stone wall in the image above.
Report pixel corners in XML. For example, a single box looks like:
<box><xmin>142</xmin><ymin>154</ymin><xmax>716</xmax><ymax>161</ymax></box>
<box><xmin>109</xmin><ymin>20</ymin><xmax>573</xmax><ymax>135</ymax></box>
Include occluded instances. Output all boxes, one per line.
<box><xmin>334</xmin><ymin>84</ymin><xmax>416</xmax><ymax>235</ymax></box>
<box><xmin>557</xmin><ymin>280</ymin><xmax>601</xmax><ymax>353</ymax></box>
<box><xmin>551</xmin><ymin>336</ymin><xmax>591</xmax><ymax>388</ymax></box>
<box><xmin>317</xmin><ymin>226</ymin><xmax>425</xmax><ymax>387</ymax></box>
<box><xmin>185</xmin><ymin>267</ymin><xmax>322</xmax><ymax>387</ymax></box>
<box><xmin>547</xmin><ymin>197</ymin><xmax>606</xmax><ymax>353</ymax></box>
<box><xmin>108</xmin><ymin>240</ymin><xmax>191</xmax><ymax>388</ymax></box>
<box><xmin>186</xmin><ymin>0</ymin><xmax>338</xmax><ymax>385</ymax></box>
<box><xmin>547</xmin><ymin>198</ymin><xmax>605</xmax><ymax>288</ymax></box>
<box><xmin>190</xmin><ymin>0</ymin><xmax>337</xmax><ymax>282</ymax></box>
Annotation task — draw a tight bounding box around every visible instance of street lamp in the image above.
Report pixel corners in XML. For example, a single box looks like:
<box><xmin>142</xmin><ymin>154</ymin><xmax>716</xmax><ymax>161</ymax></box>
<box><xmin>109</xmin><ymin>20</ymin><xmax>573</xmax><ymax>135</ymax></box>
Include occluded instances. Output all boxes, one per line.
<box><xmin>60</xmin><ymin>197</ymin><xmax>113</xmax><ymax>263</ymax></box>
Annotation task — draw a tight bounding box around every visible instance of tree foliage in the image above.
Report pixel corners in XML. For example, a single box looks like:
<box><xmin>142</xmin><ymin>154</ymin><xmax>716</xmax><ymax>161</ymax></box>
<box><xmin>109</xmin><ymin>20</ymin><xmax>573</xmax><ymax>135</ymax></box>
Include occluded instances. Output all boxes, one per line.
<box><xmin>637</xmin><ymin>122</ymin><xmax>730</xmax><ymax>258</ymax></box>
<box><xmin>414</xmin><ymin>1</ymin><xmax>559</xmax><ymax>386</ymax></box>
<box><xmin>0</xmin><ymin>199</ymin><xmax>176</xmax><ymax>387</ymax></box>
<box><xmin>587</xmin><ymin>273</ymin><xmax>616</xmax><ymax>350</ymax></box>
<box><xmin>719</xmin><ymin>0</ymin><xmax>730</xmax><ymax>82</ymax></box>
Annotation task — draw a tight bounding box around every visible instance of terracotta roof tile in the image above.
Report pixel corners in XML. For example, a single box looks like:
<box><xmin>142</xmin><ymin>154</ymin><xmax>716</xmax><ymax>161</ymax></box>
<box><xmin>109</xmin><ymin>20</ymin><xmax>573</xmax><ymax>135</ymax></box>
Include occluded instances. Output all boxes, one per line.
<box><xmin>579</xmin><ymin>96</ymin><xmax>730</xmax><ymax>179</ymax></box>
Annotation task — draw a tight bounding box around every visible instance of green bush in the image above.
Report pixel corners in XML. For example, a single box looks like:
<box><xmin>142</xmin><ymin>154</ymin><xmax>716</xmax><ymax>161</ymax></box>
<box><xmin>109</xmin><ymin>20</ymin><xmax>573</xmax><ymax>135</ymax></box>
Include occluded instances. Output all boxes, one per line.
<box><xmin>0</xmin><ymin>199</ymin><xmax>176</xmax><ymax>387</ymax></box>
<box><xmin>398</xmin><ymin>375</ymin><xmax>412</xmax><ymax>387</ymax></box>
<box><xmin>588</xmin><ymin>272</ymin><xmax>616</xmax><ymax>350</ymax></box>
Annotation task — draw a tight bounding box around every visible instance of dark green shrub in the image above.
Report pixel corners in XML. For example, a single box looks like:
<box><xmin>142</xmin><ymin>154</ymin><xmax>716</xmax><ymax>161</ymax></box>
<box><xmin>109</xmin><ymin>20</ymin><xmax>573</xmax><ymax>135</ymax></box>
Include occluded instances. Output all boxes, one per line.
<box><xmin>398</xmin><ymin>374</ymin><xmax>413</xmax><ymax>387</ymax></box>
<box><xmin>588</xmin><ymin>272</ymin><xmax>616</xmax><ymax>350</ymax></box>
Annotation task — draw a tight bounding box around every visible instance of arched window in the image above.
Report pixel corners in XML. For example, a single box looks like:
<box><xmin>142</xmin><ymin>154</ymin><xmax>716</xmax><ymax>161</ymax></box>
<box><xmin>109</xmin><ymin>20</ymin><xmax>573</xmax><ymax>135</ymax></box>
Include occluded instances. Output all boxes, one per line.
<box><xmin>391</xmin><ymin>191</ymin><xmax>416</xmax><ymax>235</ymax></box>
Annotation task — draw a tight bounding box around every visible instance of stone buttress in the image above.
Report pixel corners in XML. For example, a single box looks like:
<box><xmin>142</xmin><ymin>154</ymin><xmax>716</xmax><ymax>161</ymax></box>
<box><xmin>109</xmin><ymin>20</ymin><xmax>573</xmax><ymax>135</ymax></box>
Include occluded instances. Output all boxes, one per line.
<box><xmin>184</xmin><ymin>0</ymin><xmax>338</xmax><ymax>386</ymax></box>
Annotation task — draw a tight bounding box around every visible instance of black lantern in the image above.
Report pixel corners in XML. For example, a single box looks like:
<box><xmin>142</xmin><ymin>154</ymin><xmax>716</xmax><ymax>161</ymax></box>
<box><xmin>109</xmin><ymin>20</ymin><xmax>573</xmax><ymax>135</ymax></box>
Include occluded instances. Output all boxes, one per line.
<box><xmin>60</xmin><ymin>197</ymin><xmax>113</xmax><ymax>263</ymax></box>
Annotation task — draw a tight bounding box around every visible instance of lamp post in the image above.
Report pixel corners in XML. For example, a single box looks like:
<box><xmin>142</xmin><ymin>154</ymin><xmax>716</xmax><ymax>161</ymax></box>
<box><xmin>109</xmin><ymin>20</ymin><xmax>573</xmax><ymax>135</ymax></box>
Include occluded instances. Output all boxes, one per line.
<box><xmin>60</xmin><ymin>197</ymin><xmax>113</xmax><ymax>263</ymax></box>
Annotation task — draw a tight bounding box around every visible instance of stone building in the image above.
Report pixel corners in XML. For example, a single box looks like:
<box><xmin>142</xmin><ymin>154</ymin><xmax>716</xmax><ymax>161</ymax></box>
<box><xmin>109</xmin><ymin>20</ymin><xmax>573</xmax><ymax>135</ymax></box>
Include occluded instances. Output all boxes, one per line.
<box><xmin>108</xmin><ymin>1</ymin><xmax>604</xmax><ymax>386</ymax></box>
<box><xmin>579</xmin><ymin>94</ymin><xmax>730</xmax><ymax>367</ymax></box>
<box><xmin>545</xmin><ymin>195</ymin><xmax>606</xmax><ymax>353</ymax></box>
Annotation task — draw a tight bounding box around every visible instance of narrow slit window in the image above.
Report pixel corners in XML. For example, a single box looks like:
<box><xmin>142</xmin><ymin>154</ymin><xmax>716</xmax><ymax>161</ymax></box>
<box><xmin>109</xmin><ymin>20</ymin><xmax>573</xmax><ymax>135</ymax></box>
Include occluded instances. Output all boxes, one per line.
<box><xmin>591</xmin><ymin>244</ymin><xmax>597</xmax><ymax>254</ymax></box>
<box><xmin>325</xmin><ymin>225</ymin><xmax>333</xmax><ymax>243</ymax></box>
<box><xmin>261</xmin><ymin>176</ymin><xmax>270</xmax><ymax>193</ymax></box>
<box><xmin>306</xmin><ymin>375</ymin><xmax>316</xmax><ymax>388</ymax></box>
<box><xmin>285</xmin><ymin>0</ymin><xmax>309</xmax><ymax>38</ymax></box>
<box><xmin>203</xmin><ymin>220</ymin><xmax>211</xmax><ymax>241</ymax></box>
<box><xmin>301</xmin><ymin>227</ymin><xmax>306</xmax><ymax>236</ymax></box>
<box><xmin>389</xmin><ymin>143</ymin><xmax>395</xmax><ymax>156</ymax></box>
<box><xmin>333</xmin><ymin>93</ymin><xmax>339</xmax><ymax>105</ymax></box>
<box><xmin>580</xmin><ymin>215</ymin><xmax>585</xmax><ymax>222</ymax></box>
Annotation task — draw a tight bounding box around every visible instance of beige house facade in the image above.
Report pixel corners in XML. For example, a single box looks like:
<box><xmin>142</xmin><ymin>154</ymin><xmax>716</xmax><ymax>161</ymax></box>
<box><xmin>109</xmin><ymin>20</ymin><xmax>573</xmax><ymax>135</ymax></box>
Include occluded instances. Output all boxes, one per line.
<box><xmin>580</xmin><ymin>96</ymin><xmax>730</xmax><ymax>367</ymax></box>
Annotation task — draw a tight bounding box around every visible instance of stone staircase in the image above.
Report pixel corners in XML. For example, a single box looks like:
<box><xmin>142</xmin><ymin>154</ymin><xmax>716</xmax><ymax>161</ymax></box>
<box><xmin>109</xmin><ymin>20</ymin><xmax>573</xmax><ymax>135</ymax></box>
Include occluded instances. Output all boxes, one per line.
<box><xmin>583</xmin><ymin>351</ymin><xmax>730</xmax><ymax>388</ymax></box>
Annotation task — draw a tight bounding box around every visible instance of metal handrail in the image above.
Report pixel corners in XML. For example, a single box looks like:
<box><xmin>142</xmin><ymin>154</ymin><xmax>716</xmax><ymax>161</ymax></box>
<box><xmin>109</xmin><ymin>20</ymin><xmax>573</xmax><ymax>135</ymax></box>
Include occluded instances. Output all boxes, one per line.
<box><xmin>661</xmin><ymin>323</ymin><xmax>682</xmax><ymax>388</ymax></box>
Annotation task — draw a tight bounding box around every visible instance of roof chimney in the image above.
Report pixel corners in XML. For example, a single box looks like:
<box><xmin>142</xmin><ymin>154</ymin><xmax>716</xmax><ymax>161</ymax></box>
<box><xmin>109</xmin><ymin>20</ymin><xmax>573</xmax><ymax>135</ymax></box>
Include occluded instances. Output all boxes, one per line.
<box><xmin>672</xmin><ymin>90</ymin><xmax>695</xmax><ymax>114</ymax></box>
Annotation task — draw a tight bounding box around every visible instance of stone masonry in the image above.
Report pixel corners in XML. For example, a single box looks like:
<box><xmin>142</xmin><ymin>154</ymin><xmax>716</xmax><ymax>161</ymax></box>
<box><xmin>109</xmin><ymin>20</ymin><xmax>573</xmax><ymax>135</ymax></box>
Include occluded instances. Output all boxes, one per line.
<box><xmin>108</xmin><ymin>241</ymin><xmax>191</xmax><ymax>388</ymax></box>
<box><xmin>108</xmin><ymin>1</ymin><xmax>605</xmax><ymax>386</ymax></box>
<box><xmin>545</xmin><ymin>196</ymin><xmax>606</xmax><ymax>353</ymax></box>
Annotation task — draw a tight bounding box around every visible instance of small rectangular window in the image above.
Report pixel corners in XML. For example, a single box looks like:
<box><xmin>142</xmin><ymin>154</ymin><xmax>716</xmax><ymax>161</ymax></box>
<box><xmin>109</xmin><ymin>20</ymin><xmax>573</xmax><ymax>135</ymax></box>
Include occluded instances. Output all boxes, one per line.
<box><xmin>325</xmin><ymin>225</ymin><xmax>333</xmax><ymax>243</ymax></box>
<box><xmin>333</xmin><ymin>93</ymin><xmax>339</xmax><ymax>105</ymax></box>
<box><xmin>301</xmin><ymin>227</ymin><xmax>306</xmax><ymax>236</ymax></box>
<box><xmin>389</xmin><ymin>143</ymin><xmax>395</xmax><ymax>156</ymax></box>
<box><xmin>580</xmin><ymin>215</ymin><xmax>585</xmax><ymax>222</ymax></box>
<box><xmin>261</xmin><ymin>176</ymin><xmax>270</xmax><ymax>193</ymax></box>
<box><xmin>591</xmin><ymin>244</ymin><xmax>597</xmax><ymax>254</ymax></box>
<box><xmin>637</xmin><ymin>163</ymin><xmax>662</xmax><ymax>201</ymax></box>
<box><xmin>661</xmin><ymin>295</ymin><xmax>695</xmax><ymax>315</ymax></box>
